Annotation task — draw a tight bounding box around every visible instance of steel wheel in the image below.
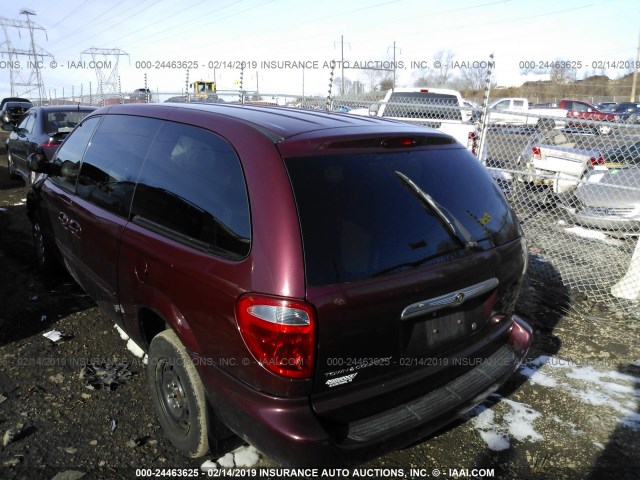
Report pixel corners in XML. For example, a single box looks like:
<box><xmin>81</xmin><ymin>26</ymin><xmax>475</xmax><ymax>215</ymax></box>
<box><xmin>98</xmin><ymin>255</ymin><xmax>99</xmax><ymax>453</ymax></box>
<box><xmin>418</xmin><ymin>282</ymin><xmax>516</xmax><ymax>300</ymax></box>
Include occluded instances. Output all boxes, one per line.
<box><xmin>147</xmin><ymin>330</ymin><xmax>209</xmax><ymax>458</ymax></box>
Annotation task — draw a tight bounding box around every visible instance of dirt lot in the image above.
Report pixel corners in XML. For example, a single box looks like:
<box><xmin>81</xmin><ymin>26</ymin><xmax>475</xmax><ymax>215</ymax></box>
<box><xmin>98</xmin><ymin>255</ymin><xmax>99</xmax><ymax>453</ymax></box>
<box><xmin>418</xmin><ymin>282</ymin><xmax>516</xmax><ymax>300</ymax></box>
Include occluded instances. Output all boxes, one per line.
<box><xmin>0</xmin><ymin>141</ymin><xmax>639</xmax><ymax>480</ymax></box>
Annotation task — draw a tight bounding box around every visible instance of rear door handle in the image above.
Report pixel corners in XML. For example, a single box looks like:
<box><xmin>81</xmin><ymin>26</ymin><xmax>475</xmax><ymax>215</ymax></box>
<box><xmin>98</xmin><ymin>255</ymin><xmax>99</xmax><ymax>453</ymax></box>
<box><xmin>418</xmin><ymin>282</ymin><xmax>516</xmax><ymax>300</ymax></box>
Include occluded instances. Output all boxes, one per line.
<box><xmin>68</xmin><ymin>220</ymin><xmax>81</xmax><ymax>234</ymax></box>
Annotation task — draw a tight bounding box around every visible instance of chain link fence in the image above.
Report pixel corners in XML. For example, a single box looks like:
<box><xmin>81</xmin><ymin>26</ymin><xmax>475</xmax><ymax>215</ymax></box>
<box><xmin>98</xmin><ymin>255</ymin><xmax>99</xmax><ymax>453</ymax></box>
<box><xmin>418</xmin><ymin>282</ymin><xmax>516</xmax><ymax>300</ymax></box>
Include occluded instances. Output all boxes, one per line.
<box><xmin>47</xmin><ymin>87</ymin><xmax>640</xmax><ymax>312</ymax></box>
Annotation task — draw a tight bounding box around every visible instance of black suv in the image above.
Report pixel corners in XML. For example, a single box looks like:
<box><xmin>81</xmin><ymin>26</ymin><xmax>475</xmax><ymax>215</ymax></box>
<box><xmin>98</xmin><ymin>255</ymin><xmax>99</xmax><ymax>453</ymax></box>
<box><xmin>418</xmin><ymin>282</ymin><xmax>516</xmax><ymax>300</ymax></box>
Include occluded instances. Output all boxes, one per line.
<box><xmin>1</xmin><ymin>97</ymin><xmax>33</xmax><ymax>126</ymax></box>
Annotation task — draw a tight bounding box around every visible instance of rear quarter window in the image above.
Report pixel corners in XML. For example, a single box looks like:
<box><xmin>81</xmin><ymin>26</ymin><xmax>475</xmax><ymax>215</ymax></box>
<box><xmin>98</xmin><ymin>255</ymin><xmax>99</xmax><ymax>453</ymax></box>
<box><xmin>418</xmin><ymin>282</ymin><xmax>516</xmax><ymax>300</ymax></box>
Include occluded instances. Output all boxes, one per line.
<box><xmin>49</xmin><ymin>116</ymin><xmax>102</xmax><ymax>193</ymax></box>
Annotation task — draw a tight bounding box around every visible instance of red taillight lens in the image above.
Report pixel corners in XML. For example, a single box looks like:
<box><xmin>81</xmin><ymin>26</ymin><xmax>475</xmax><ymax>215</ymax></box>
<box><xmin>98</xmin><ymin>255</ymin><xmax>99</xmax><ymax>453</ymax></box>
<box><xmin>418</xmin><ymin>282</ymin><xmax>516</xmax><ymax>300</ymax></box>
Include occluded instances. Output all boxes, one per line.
<box><xmin>467</xmin><ymin>131</ymin><xmax>478</xmax><ymax>156</ymax></box>
<box><xmin>381</xmin><ymin>137</ymin><xmax>416</xmax><ymax>148</ymax></box>
<box><xmin>236</xmin><ymin>294</ymin><xmax>316</xmax><ymax>379</ymax></box>
<box><xmin>531</xmin><ymin>147</ymin><xmax>541</xmax><ymax>158</ymax></box>
<box><xmin>589</xmin><ymin>155</ymin><xmax>604</xmax><ymax>166</ymax></box>
<box><xmin>41</xmin><ymin>140</ymin><xmax>61</xmax><ymax>148</ymax></box>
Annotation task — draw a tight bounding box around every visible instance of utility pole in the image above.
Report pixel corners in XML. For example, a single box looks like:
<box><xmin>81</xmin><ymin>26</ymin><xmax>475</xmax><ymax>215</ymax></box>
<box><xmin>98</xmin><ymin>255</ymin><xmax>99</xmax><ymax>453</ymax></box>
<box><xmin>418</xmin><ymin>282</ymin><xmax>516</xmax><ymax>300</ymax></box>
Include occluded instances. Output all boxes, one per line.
<box><xmin>631</xmin><ymin>28</ymin><xmax>640</xmax><ymax>101</ymax></box>
<box><xmin>0</xmin><ymin>9</ymin><xmax>52</xmax><ymax>102</ymax></box>
<box><xmin>387</xmin><ymin>41</ymin><xmax>401</xmax><ymax>90</ymax></box>
<box><xmin>341</xmin><ymin>35</ymin><xmax>344</xmax><ymax>95</ymax></box>
<box><xmin>334</xmin><ymin>35</ymin><xmax>350</xmax><ymax>95</ymax></box>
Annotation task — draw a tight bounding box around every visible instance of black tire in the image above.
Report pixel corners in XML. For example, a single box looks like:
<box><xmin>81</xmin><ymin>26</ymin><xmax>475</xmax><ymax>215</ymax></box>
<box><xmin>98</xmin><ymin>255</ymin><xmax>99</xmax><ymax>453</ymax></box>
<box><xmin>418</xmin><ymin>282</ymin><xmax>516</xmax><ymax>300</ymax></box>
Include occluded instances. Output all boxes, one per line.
<box><xmin>147</xmin><ymin>330</ymin><xmax>209</xmax><ymax>458</ymax></box>
<box><xmin>32</xmin><ymin>216</ymin><xmax>59</xmax><ymax>275</ymax></box>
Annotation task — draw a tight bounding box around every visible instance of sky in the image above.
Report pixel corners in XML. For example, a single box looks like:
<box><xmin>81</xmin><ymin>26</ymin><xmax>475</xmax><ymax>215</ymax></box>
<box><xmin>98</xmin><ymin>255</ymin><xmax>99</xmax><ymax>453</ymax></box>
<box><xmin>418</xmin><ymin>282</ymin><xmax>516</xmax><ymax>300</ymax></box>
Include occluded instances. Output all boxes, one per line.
<box><xmin>0</xmin><ymin>0</ymin><xmax>638</xmax><ymax>101</ymax></box>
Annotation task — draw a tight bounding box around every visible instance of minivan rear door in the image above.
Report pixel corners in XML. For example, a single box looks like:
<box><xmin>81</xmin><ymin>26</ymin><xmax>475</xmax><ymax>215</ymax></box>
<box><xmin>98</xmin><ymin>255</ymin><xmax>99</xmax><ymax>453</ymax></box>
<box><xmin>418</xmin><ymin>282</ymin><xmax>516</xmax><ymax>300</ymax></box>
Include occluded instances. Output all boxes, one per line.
<box><xmin>282</xmin><ymin>142</ymin><xmax>525</xmax><ymax>400</ymax></box>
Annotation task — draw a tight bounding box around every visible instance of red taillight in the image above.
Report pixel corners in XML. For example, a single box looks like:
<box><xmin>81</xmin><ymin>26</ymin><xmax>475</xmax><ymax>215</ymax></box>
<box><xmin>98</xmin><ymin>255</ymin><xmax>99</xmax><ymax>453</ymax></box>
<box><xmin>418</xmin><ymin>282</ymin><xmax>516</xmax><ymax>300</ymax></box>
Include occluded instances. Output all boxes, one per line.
<box><xmin>236</xmin><ymin>294</ymin><xmax>316</xmax><ymax>379</ymax></box>
<box><xmin>532</xmin><ymin>147</ymin><xmax>541</xmax><ymax>158</ymax></box>
<box><xmin>467</xmin><ymin>131</ymin><xmax>478</xmax><ymax>156</ymax></box>
<box><xmin>589</xmin><ymin>155</ymin><xmax>605</xmax><ymax>166</ymax></box>
<box><xmin>381</xmin><ymin>137</ymin><xmax>416</xmax><ymax>148</ymax></box>
<box><xmin>41</xmin><ymin>140</ymin><xmax>61</xmax><ymax>148</ymax></box>
<box><xmin>419</xmin><ymin>89</ymin><xmax>429</xmax><ymax>93</ymax></box>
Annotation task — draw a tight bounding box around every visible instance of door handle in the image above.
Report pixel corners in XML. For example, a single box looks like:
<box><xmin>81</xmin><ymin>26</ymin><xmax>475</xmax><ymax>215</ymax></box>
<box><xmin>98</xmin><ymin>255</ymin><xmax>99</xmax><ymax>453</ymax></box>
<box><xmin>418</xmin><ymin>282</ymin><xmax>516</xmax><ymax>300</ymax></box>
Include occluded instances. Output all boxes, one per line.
<box><xmin>68</xmin><ymin>220</ymin><xmax>81</xmax><ymax>234</ymax></box>
<box><xmin>58</xmin><ymin>212</ymin><xmax>70</xmax><ymax>225</ymax></box>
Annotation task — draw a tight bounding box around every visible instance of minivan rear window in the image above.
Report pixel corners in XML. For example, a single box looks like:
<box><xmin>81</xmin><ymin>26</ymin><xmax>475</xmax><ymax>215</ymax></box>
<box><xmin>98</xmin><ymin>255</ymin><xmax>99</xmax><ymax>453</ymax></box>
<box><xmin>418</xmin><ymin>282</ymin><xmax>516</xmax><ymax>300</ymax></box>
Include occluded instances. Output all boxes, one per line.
<box><xmin>284</xmin><ymin>147</ymin><xmax>521</xmax><ymax>286</ymax></box>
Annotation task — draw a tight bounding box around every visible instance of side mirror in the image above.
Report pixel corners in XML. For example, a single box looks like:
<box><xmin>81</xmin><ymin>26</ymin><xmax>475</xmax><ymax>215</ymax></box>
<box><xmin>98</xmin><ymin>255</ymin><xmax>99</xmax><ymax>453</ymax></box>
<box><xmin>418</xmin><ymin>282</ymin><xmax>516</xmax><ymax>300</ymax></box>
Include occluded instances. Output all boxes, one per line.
<box><xmin>1</xmin><ymin>122</ymin><xmax>15</xmax><ymax>132</ymax></box>
<box><xmin>368</xmin><ymin>103</ymin><xmax>380</xmax><ymax>116</ymax></box>
<box><xmin>27</xmin><ymin>153</ymin><xmax>48</xmax><ymax>173</ymax></box>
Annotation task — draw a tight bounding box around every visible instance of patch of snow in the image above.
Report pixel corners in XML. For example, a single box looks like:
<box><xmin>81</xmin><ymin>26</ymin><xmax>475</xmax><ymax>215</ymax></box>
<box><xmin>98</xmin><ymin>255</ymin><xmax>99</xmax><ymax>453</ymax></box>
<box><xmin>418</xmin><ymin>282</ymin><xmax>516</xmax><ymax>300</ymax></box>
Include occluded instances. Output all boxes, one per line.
<box><xmin>502</xmin><ymin>399</ymin><xmax>543</xmax><ymax>442</ymax></box>
<box><xmin>479</xmin><ymin>430</ymin><xmax>510</xmax><ymax>451</ymax></box>
<box><xmin>217</xmin><ymin>452</ymin><xmax>235</xmax><ymax>468</ymax></box>
<box><xmin>593</xmin><ymin>441</ymin><xmax>605</xmax><ymax>449</ymax></box>
<box><xmin>563</xmin><ymin>226</ymin><xmax>625</xmax><ymax>246</ymax></box>
<box><xmin>233</xmin><ymin>445</ymin><xmax>260</xmax><ymax>467</ymax></box>
<box><xmin>114</xmin><ymin>324</ymin><xmax>129</xmax><ymax>340</ymax></box>
<box><xmin>200</xmin><ymin>460</ymin><xmax>217</xmax><ymax>472</ymax></box>
<box><xmin>518</xmin><ymin>365</ymin><xmax>558</xmax><ymax>387</ymax></box>
<box><xmin>126</xmin><ymin>338</ymin><xmax>145</xmax><ymax>358</ymax></box>
<box><xmin>519</xmin><ymin>356</ymin><xmax>640</xmax><ymax>431</ymax></box>
<box><xmin>621</xmin><ymin>412</ymin><xmax>640</xmax><ymax>431</ymax></box>
<box><xmin>470</xmin><ymin>397</ymin><xmax>543</xmax><ymax>450</ymax></box>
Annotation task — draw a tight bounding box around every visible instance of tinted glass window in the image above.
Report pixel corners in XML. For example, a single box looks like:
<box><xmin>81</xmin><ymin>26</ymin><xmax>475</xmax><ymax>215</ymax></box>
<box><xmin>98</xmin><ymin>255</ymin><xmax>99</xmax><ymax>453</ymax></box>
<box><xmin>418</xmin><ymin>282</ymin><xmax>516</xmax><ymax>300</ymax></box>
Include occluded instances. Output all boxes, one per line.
<box><xmin>50</xmin><ymin>116</ymin><xmax>101</xmax><ymax>192</ymax></box>
<box><xmin>285</xmin><ymin>148</ymin><xmax>521</xmax><ymax>286</ymax></box>
<box><xmin>385</xmin><ymin>92</ymin><xmax>461</xmax><ymax>120</ymax></box>
<box><xmin>131</xmin><ymin>121</ymin><xmax>250</xmax><ymax>258</ymax></box>
<box><xmin>18</xmin><ymin>113</ymin><xmax>35</xmax><ymax>133</ymax></box>
<box><xmin>45</xmin><ymin>110</ymin><xmax>93</xmax><ymax>134</ymax></box>
<box><xmin>77</xmin><ymin>115</ymin><xmax>161</xmax><ymax>217</ymax></box>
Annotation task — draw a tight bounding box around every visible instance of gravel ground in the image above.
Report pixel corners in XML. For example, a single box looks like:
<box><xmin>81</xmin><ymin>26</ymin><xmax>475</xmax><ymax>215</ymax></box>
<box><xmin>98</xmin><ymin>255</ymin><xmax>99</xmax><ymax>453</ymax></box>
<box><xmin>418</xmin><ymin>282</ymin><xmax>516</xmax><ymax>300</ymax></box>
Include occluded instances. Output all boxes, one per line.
<box><xmin>0</xmin><ymin>143</ymin><xmax>639</xmax><ymax>480</ymax></box>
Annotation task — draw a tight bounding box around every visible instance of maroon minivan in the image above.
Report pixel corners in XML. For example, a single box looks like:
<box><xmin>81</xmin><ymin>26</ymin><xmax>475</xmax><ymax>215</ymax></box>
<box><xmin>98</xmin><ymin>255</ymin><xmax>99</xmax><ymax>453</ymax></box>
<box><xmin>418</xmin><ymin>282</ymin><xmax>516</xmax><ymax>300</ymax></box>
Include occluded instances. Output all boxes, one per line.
<box><xmin>26</xmin><ymin>103</ymin><xmax>532</xmax><ymax>466</ymax></box>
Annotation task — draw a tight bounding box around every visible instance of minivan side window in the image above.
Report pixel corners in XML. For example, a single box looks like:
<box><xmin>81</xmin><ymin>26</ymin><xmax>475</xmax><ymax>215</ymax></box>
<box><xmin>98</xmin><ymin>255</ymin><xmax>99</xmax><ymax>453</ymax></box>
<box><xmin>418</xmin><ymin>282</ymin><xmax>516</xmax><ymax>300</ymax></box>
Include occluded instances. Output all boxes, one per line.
<box><xmin>49</xmin><ymin>116</ymin><xmax>101</xmax><ymax>193</ymax></box>
<box><xmin>76</xmin><ymin>115</ymin><xmax>161</xmax><ymax>218</ymax></box>
<box><xmin>131</xmin><ymin>121</ymin><xmax>251</xmax><ymax>258</ymax></box>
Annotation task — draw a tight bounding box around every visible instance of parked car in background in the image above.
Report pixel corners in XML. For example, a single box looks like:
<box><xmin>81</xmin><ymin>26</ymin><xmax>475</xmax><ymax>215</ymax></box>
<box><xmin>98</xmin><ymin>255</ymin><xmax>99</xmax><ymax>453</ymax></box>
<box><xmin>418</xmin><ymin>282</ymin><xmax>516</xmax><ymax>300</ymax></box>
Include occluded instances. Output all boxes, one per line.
<box><xmin>560</xmin><ymin>99</ymin><xmax>617</xmax><ymax>135</ymax></box>
<box><xmin>25</xmin><ymin>102</ymin><xmax>532</xmax><ymax>466</ymax></box>
<box><xmin>615</xmin><ymin>106</ymin><xmax>640</xmax><ymax>124</ymax></box>
<box><xmin>2</xmin><ymin>105</ymin><xmax>96</xmax><ymax>185</ymax></box>
<box><xmin>486</xmin><ymin>98</ymin><xmax>567</xmax><ymax>129</ymax></box>
<box><xmin>597</xmin><ymin>101</ymin><xmax>617</xmax><ymax>111</ymax></box>
<box><xmin>0</xmin><ymin>96</ymin><xmax>31</xmax><ymax>110</ymax></box>
<box><xmin>0</xmin><ymin>99</ymin><xmax>33</xmax><ymax>126</ymax></box>
<box><xmin>570</xmin><ymin>165</ymin><xmax>640</xmax><ymax>235</ymax></box>
<box><xmin>605</xmin><ymin>102</ymin><xmax>640</xmax><ymax>116</ymax></box>
<box><xmin>515</xmin><ymin>130</ymin><xmax>604</xmax><ymax>198</ymax></box>
<box><xmin>349</xmin><ymin>88</ymin><xmax>479</xmax><ymax>153</ymax></box>
<box><xmin>129</xmin><ymin>88</ymin><xmax>153</xmax><ymax>102</ymax></box>
<box><xmin>516</xmin><ymin>133</ymin><xmax>640</xmax><ymax>206</ymax></box>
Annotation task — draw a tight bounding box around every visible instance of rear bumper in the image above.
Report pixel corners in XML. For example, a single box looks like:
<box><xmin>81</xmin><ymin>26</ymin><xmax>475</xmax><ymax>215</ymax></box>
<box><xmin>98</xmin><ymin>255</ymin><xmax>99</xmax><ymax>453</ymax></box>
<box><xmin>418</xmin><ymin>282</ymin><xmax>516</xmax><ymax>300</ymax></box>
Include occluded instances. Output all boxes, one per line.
<box><xmin>573</xmin><ymin>208</ymin><xmax>640</xmax><ymax>234</ymax></box>
<box><xmin>195</xmin><ymin>315</ymin><xmax>532</xmax><ymax>467</ymax></box>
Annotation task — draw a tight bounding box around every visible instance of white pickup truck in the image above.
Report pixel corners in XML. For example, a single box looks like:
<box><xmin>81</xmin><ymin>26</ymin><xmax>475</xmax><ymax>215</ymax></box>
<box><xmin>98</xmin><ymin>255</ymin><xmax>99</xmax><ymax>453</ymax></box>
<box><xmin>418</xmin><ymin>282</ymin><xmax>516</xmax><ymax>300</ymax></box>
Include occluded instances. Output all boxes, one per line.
<box><xmin>349</xmin><ymin>88</ymin><xmax>478</xmax><ymax>154</ymax></box>
<box><xmin>487</xmin><ymin>98</ymin><xmax>567</xmax><ymax>129</ymax></box>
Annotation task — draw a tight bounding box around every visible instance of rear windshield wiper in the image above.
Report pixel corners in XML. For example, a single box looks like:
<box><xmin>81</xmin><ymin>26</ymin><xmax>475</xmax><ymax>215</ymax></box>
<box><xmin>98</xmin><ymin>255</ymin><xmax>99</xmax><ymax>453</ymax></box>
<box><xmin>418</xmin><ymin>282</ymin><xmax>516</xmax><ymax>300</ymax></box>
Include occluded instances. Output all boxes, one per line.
<box><xmin>394</xmin><ymin>170</ymin><xmax>481</xmax><ymax>251</ymax></box>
